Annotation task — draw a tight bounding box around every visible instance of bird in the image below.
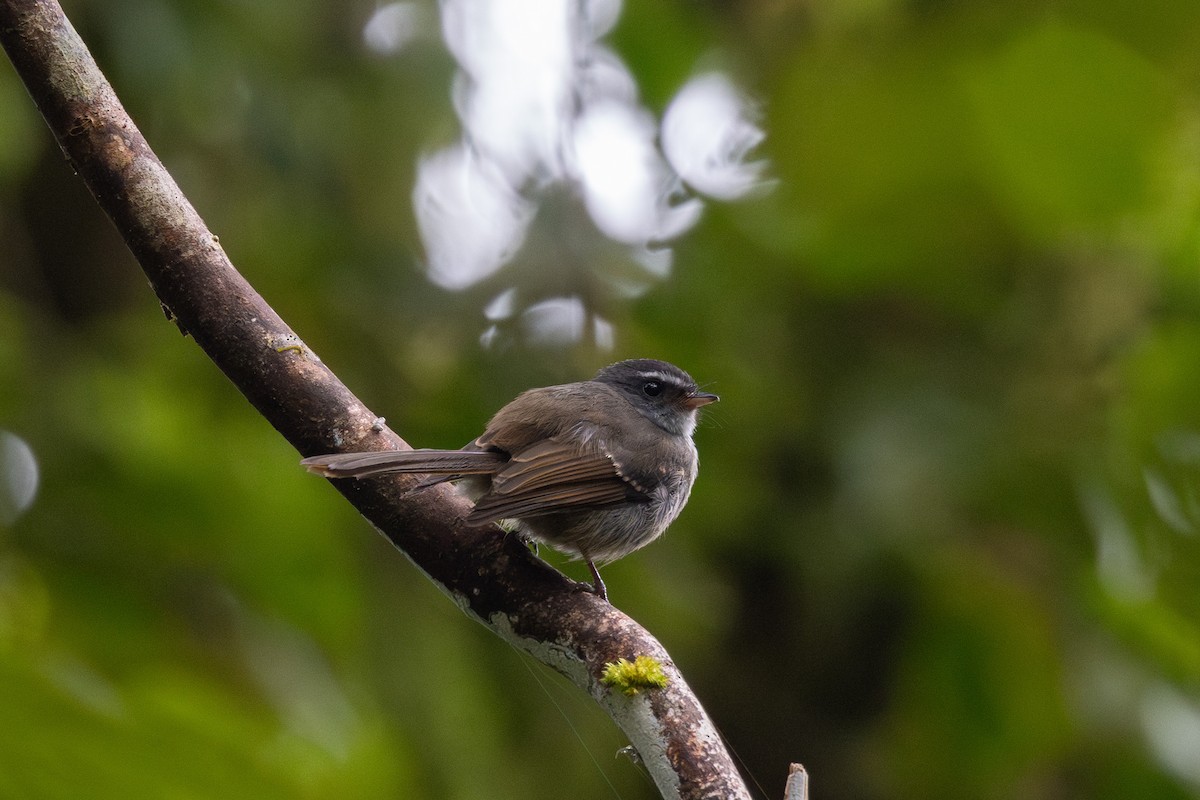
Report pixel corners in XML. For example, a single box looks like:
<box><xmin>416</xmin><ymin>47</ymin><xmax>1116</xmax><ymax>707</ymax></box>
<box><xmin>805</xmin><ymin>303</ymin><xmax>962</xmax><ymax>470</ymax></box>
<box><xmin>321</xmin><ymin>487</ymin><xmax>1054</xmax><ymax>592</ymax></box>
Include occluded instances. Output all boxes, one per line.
<box><xmin>301</xmin><ymin>358</ymin><xmax>717</xmax><ymax>600</ymax></box>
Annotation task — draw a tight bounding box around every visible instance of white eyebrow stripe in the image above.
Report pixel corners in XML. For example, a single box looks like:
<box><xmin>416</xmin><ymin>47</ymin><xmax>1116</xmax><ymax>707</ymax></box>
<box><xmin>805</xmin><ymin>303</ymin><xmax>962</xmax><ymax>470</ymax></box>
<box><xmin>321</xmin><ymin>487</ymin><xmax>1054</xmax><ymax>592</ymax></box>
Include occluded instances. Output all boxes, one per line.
<box><xmin>637</xmin><ymin>371</ymin><xmax>676</xmax><ymax>384</ymax></box>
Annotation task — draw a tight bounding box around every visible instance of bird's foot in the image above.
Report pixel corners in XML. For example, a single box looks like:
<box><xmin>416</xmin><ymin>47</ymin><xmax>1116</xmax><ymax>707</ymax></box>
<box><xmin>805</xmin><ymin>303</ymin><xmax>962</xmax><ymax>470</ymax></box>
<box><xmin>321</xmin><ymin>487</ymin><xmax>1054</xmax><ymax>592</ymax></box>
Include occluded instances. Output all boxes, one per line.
<box><xmin>583</xmin><ymin>560</ymin><xmax>608</xmax><ymax>602</ymax></box>
<box><xmin>503</xmin><ymin>527</ymin><xmax>539</xmax><ymax>555</ymax></box>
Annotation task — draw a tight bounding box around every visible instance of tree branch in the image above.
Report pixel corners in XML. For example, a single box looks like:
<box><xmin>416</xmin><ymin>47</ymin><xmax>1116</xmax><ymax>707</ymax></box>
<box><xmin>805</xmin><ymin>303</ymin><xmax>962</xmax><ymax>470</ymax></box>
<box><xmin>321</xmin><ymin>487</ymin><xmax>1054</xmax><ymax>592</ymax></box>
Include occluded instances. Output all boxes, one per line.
<box><xmin>0</xmin><ymin>1</ymin><xmax>753</xmax><ymax>797</ymax></box>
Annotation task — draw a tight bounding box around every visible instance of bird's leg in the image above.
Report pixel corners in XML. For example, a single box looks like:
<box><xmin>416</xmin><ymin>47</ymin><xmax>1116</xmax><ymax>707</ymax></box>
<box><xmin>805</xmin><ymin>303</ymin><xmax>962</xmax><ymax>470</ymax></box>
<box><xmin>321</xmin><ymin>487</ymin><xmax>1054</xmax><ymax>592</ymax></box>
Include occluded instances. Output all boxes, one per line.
<box><xmin>585</xmin><ymin>559</ymin><xmax>608</xmax><ymax>602</ymax></box>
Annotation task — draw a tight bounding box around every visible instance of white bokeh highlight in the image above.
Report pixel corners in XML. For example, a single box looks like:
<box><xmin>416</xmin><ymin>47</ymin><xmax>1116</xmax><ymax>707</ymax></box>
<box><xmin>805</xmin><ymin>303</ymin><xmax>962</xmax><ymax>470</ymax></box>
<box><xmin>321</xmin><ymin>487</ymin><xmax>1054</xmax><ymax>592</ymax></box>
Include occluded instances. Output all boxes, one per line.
<box><xmin>0</xmin><ymin>431</ymin><xmax>38</xmax><ymax>526</ymax></box>
<box><xmin>663</xmin><ymin>72</ymin><xmax>769</xmax><ymax>200</ymax></box>
<box><xmin>379</xmin><ymin>0</ymin><xmax>768</xmax><ymax>347</ymax></box>
<box><xmin>413</xmin><ymin>144</ymin><xmax>534</xmax><ymax>290</ymax></box>
<box><xmin>362</xmin><ymin>3</ymin><xmax>430</xmax><ymax>55</ymax></box>
<box><xmin>570</xmin><ymin>99</ymin><xmax>703</xmax><ymax>244</ymax></box>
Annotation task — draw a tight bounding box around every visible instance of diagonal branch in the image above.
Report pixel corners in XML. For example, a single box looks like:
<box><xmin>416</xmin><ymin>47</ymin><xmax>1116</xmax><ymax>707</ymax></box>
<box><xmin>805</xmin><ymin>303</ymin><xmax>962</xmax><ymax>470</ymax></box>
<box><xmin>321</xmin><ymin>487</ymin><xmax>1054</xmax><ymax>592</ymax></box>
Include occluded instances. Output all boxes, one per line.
<box><xmin>0</xmin><ymin>1</ymin><xmax>753</xmax><ymax>798</ymax></box>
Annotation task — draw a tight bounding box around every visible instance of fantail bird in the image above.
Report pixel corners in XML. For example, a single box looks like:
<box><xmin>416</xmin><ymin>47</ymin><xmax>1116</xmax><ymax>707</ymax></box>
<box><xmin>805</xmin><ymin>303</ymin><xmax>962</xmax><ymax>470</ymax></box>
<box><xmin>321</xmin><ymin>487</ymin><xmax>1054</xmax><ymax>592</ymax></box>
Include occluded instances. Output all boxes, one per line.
<box><xmin>301</xmin><ymin>358</ymin><xmax>717</xmax><ymax>600</ymax></box>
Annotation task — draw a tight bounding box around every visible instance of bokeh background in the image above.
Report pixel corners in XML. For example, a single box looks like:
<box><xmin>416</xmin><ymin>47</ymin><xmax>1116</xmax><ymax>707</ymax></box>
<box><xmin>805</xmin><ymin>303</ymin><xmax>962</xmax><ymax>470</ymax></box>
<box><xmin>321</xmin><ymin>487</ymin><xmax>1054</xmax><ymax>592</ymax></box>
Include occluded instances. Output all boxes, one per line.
<box><xmin>3</xmin><ymin>0</ymin><xmax>1200</xmax><ymax>798</ymax></box>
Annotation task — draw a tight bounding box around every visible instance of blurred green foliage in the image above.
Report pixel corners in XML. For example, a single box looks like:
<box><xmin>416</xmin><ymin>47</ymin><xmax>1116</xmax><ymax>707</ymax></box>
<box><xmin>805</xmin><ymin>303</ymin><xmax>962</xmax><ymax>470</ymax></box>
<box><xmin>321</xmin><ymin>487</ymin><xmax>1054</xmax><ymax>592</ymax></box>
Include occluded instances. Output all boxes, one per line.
<box><xmin>3</xmin><ymin>1</ymin><xmax>1200</xmax><ymax>798</ymax></box>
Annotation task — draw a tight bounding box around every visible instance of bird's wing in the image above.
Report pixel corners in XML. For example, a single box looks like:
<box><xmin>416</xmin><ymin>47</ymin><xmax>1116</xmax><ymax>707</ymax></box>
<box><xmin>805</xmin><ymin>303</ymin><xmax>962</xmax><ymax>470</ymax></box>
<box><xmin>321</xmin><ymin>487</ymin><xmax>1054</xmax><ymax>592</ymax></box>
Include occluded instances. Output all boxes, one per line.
<box><xmin>465</xmin><ymin>435</ymin><xmax>653</xmax><ymax>526</ymax></box>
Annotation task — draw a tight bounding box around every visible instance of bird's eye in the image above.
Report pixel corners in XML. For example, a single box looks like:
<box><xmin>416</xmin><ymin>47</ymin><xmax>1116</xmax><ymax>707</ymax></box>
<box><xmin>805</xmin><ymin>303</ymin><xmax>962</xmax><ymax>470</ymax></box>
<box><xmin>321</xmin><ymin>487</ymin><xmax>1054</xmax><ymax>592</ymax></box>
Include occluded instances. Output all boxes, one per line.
<box><xmin>642</xmin><ymin>381</ymin><xmax>662</xmax><ymax>397</ymax></box>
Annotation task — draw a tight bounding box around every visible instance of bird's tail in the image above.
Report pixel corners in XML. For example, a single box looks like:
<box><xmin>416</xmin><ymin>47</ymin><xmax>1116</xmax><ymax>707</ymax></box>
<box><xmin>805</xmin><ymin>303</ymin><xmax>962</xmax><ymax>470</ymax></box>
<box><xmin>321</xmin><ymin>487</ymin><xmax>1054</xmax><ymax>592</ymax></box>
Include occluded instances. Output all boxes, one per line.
<box><xmin>300</xmin><ymin>448</ymin><xmax>505</xmax><ymax>479</ymax></box>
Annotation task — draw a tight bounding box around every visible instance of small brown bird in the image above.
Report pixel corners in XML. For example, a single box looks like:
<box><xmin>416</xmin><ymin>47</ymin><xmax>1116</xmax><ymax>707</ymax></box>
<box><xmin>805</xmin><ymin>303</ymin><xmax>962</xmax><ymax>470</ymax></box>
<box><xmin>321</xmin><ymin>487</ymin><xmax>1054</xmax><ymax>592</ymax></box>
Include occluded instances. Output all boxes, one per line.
<box><xmin>301</xmin><ymin>359</ymin><xmax>717</xmax><ymax>599</ymax></box>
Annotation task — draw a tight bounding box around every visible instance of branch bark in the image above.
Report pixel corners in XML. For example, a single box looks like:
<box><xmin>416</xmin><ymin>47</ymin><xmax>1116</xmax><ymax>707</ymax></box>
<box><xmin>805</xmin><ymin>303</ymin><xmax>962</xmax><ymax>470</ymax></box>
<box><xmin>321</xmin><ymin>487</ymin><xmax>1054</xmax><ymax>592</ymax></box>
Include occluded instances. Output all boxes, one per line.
<box><xmin>0</xmin><ymin>2</ymin><xmax>753</xmax><ymax>797</ymax></box>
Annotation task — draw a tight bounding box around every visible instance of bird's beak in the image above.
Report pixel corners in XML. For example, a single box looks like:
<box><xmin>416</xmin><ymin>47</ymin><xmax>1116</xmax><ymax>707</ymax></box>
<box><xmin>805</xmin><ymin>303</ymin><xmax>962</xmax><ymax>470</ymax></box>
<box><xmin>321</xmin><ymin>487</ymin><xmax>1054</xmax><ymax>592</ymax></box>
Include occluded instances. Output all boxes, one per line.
<box><xmin>685</xmin><ymin>391</ymin><xmax>719</xmax><ymax>409</ymax></box>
